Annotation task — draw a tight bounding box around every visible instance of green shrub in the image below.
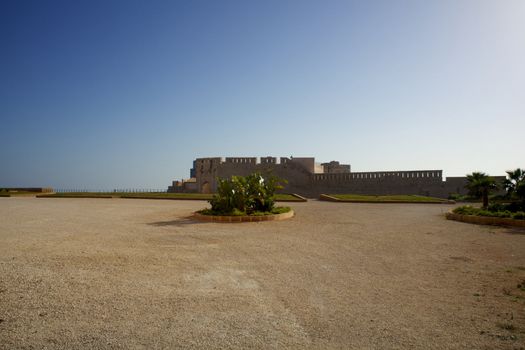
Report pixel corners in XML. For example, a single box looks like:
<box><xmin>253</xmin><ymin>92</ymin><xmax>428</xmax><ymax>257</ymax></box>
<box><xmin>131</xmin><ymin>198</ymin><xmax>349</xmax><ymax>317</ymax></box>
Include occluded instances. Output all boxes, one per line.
<box><xmin>487</xmin><ymin>203</ymin><xmax>505</xmax><ymax>212</ymax></box>
<box><xmin>270</xmin><ymin>206</ymin><xmax>291</xmax><ymax>214</ymax></box>
<box><xmin>453</xmin><ymin>205</ymin><xmax>522</xmax><ymax>220</ymax></box>
<box><xmin>507</xmin><ymin>202</ymin><xmax>525</xmax><ymax>212</ymax></box>
<box><xmin>512</xmin><ymin>212</ymin><xmax>525</xmax><ymax>220</ymax></box>
<box><xmin>484</xmin><ymin>209</ymin><xmax>511</xmax><ymax>218</ymax></box>
<box><xmin>487</xmin><ymin>202</ymin><xmax>525</xmax><ymax>213</ymax></box>
<box><xmin>208</xmin><ymin>173</ymin><xmax>286</xmax><ymax>215</ymax></box>
<box><xmin>453</xmin><ymin>206</ymin><xmax>477</xmax><ymax>215</ymax></box>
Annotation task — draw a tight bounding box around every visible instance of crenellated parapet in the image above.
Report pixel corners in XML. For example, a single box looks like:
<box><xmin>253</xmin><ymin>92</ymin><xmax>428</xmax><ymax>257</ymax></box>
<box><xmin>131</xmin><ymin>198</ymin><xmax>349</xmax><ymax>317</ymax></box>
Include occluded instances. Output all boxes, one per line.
<box><xmin>225</xmin><ymin>157</ymin><xmax>257</xmax><ymax>164</ymax></box>
<box><xmin>313</xmin><ymin>170</ymin><xmax>443</xmax><ymax>182</ymax></box>
<box><xmin>260</xmin><ymin>157</ymin><xmax>277</xmax><ymax>164</ymax></box>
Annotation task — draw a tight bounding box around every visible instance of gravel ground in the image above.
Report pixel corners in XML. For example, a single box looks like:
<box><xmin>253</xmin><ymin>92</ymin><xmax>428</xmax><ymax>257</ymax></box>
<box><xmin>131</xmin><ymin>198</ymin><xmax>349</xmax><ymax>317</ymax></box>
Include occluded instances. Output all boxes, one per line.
<box><xmin>1</xmin><ymin>197</ymin><xmax>524</xmax><ymax>349</ymax></box>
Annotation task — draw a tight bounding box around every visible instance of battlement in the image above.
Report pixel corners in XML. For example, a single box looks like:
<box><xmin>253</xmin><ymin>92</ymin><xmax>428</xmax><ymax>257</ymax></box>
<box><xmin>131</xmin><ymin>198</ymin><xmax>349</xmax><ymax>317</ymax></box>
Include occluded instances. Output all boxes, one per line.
<box><xmin>260</xmin><ymin>156</ymin><xmax>277</xmax><ymax>164</ymax></box>
<box><xmin>225</xmin><ymin>157</ymin><xmax>257</xmax><ymax>164</ymax></box>
<box><xmin>313</xmin><ymin>170</ymin><xmax>442</xmax><ymax>181</ymax></box>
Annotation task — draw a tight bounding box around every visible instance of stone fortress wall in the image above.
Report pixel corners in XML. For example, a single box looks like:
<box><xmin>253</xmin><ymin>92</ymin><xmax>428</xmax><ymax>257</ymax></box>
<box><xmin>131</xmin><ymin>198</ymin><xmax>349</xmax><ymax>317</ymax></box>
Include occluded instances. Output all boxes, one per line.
<box><xmin>168</xmin><ymin>156</ymin><xmax>504</xmax><ymax>198</ymax></box>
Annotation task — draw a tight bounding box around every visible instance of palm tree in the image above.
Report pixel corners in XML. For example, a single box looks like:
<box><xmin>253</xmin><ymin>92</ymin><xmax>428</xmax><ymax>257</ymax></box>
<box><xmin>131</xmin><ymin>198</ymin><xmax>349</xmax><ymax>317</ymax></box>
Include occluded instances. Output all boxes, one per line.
<box><xmin>503</xmin><ymin>168</ymin><xmax>525</xmax><ymax>199</ymax></box>
<box><xmin>466</xmin><ymin>172</ymin><xmax>498</xmax><ymax>208</ymax></box>
<box><xmin>517</xmin><ymin>182</ymin><xmax>525</xmax><ymax>203</ymax></box>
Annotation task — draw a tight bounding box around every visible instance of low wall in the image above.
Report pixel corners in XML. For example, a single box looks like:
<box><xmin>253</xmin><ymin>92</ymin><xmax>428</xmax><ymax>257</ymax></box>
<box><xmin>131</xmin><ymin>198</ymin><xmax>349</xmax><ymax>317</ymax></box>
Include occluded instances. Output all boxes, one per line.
<box><xmin>3</xmin><ymin>187</ymin><xmax>53</xmax><ymax>193</ymax></box>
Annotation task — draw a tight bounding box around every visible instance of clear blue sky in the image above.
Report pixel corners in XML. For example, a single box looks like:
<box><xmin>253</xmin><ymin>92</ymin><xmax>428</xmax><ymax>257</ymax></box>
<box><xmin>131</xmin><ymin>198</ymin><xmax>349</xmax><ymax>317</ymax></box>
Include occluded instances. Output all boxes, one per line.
<box><xmin>1</xmin><ymin>0</ymin><xmax>524</xmax><ymax>189</ymax></box>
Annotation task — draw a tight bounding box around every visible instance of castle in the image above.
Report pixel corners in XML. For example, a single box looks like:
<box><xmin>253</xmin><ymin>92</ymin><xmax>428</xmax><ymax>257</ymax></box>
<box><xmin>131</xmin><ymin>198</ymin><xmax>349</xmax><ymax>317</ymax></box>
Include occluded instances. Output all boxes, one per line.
<box><xmin>167</xmin><ymin>156</ymin><xmax>489</xmax><ymax>198</ymax></box>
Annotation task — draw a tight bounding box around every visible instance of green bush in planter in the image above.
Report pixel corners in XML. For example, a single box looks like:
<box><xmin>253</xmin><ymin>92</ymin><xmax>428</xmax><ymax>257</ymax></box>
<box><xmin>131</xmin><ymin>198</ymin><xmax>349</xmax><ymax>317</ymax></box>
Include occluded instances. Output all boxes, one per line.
<box><xmin>209</xmin><ymin>173</ymin><xmax>286</xmax><ymax>215</ymax></box>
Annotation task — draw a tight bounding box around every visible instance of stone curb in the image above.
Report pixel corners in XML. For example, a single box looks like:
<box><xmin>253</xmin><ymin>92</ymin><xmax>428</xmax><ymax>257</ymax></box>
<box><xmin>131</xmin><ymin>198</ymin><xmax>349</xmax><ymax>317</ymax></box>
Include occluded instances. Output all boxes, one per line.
<box><xmin>291</xmin><ymin>193</ymin><xmax>308</xmax><ymax>202</ymax></box>
<box><xmin>319</xmin><ymin>194</ymin><xmax>340</xmax><ymax>202</ymax></box>
<box><xmin>193</xmin><ymin>210</ymin><xmax>294</xmax><ymax>223</ymax></box>
<box><xmin>274</xmin><ymin>194</ymin><xmax>308</xmax><ymax>202</ymax></box>
<box><xmin>319</xmin><ymin>194</ymin><xmax>454</xmax><ymax>204</ymax></box>
<box><xmin>445</xmin><ymin>211</ymin><xmax>525</xmax><ymax>228</ymax></box>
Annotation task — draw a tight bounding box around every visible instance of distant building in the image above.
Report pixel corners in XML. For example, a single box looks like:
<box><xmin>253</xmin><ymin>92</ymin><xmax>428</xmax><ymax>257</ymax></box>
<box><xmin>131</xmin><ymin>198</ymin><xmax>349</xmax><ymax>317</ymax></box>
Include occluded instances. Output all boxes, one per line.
<box><xmin>168</xmin><ymin>178</ymin><xmax>197</xmax><ymax>193</ymax></box>
<box><xmin>321</xmin><ymin>161</ymin><xmax>351</xmax><ymax>174</ymax></box>
<box><xmin>168</xmin><ymin>156</ymin><xmax>505</xmax><ymax>198</ymax></box>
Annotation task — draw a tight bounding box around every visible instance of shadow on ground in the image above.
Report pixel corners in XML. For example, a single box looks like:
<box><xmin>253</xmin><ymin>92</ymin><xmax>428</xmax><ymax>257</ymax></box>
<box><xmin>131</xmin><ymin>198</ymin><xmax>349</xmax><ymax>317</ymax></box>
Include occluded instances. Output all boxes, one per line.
<box><xmin>147</xmin><ymin>216</ymin><xmax>207</xmax><ymax>227</ymax></box>
<box><xmin>501</xmin><ymin>227</ymin><xmax>525</xmax><ymax>235</ymax></box>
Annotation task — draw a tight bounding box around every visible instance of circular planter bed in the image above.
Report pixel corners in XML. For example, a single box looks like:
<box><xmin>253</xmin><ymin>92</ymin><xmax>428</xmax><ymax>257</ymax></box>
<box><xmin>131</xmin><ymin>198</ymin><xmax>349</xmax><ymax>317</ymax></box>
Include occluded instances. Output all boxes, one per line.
<box><xmin>445</xmin><ymin>211</ymin><xmax>525</xmax><ymax>228</ymax></box>
<box><xmin>193</xmin><ymin>209</ymin><xmax>294</xmax><ymax>223</ymax></box>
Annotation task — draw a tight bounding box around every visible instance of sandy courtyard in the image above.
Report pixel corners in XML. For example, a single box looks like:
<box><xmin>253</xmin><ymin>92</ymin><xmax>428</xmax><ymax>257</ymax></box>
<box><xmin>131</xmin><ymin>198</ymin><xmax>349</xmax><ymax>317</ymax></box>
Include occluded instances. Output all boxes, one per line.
<box><xmin>1</xmin><ymin>197</ymin><xmax>524</xmax><ymax>349</ymax></box>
